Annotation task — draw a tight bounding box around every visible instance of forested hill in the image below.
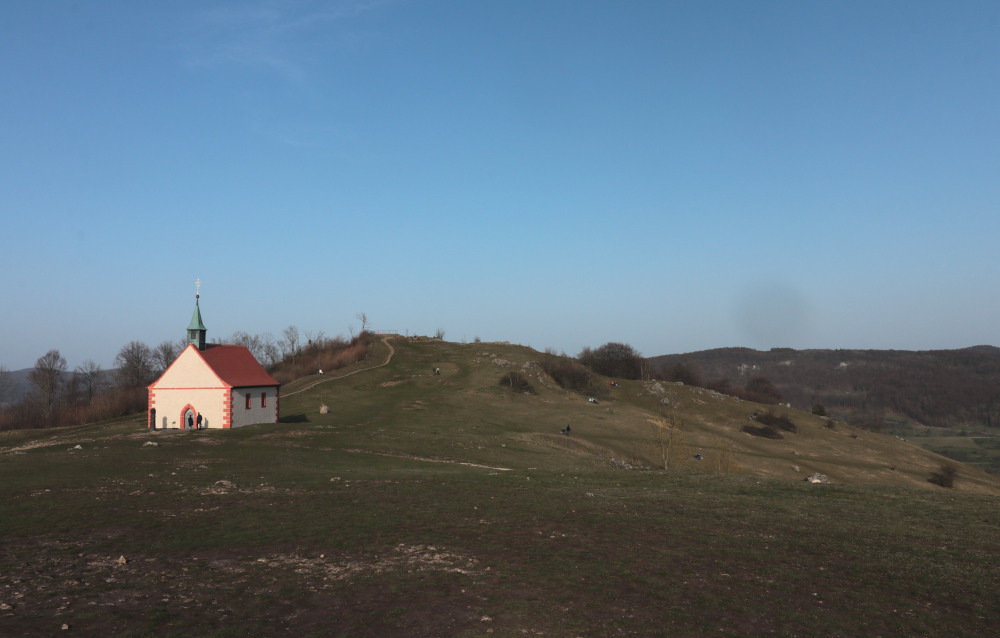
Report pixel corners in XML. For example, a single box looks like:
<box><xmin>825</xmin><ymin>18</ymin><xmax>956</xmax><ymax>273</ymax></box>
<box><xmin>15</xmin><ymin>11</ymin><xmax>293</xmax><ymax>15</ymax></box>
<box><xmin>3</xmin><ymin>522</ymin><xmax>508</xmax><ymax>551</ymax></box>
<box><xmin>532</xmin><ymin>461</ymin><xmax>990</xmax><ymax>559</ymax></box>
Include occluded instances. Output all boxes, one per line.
<box><xmin>648</xmin><ymin>346</ymin><xmax>1000</xmax><ymax>430</ymax></box>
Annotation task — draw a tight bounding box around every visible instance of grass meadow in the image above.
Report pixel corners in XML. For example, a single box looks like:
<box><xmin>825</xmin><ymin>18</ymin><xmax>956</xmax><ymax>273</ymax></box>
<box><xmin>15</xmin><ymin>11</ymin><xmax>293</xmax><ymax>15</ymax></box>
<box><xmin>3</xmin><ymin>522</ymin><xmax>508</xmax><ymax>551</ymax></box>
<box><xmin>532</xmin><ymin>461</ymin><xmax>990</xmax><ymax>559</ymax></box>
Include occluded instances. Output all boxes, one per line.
<box><xmin>2</xmin><ymin>338</ymin><xmax>998</xmax><ymax>636</ymax></box>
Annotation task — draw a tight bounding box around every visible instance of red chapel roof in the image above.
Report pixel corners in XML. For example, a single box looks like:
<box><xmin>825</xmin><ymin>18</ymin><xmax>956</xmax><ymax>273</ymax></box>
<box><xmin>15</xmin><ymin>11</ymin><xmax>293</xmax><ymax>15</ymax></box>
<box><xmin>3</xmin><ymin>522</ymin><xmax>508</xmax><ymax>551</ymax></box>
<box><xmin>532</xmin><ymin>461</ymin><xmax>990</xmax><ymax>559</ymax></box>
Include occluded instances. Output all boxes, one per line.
<box><xmin>199</xmin><ymin>344</ymin><xmax>279</xmax><ymax>388</ymax></box>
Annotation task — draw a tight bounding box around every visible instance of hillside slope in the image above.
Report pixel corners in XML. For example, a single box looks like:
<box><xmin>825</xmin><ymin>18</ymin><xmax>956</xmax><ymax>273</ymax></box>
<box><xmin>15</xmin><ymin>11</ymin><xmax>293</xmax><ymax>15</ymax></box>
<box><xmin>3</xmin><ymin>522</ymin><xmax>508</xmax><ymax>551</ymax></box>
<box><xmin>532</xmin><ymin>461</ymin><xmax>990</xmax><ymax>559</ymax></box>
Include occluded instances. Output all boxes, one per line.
<box><xmin>279</xmin><ymin>337</ymin><xmax>1000</xmax><ymax>495</ymax></box>
<box><xmin>2</xmin><ymin>336</ymin><xmax>1000</xmax><ymax>636</ymax></box>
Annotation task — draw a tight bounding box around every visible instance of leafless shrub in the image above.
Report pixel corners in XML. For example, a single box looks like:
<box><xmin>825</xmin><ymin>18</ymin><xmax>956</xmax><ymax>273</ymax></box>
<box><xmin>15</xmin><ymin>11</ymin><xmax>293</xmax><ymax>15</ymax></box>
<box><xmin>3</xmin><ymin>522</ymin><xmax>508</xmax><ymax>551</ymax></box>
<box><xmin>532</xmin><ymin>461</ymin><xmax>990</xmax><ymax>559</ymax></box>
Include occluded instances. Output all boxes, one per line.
<box><xmin>754</xmin><ymin>411</ymin><xmax>797</xmax><ymax>433</ymax></box>
<box><xmin>540</xmin><ymin>352</ymin><xmax>593</xmax><ymax>393</ymax></box>
<box><xmin>741</xmin><ymin>424</ymin><xmax>783</xmax><ymax>439</ymax></box>
<box><xmin>578</xmin><ymin>342</ymin><xmax>643</xmax><ymax>380</ymax></box>
<box><xmin>499</xmin><ymin>371</ymin><xmax>536</xmax><ymax>394</ymax></box>
<box><xmin>270</xmin><ymin>333</ymin><xmax>372</xmax><ymax>386</ymax></box>
<box><xmin>929</xmin><ymin>463</ymin><xmax>958</xmax><ymax>488</ymax></box>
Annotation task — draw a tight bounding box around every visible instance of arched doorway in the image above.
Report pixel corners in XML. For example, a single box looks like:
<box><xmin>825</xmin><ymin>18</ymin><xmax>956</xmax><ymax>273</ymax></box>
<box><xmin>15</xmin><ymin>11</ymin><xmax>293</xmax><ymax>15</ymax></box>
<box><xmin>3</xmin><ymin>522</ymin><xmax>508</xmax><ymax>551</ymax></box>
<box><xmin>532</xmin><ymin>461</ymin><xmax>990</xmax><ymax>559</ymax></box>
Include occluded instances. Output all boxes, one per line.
<box><xmin>181</xmin><ymin>405</ymin><xmax>197</xmax><ymax>430</ymax></box>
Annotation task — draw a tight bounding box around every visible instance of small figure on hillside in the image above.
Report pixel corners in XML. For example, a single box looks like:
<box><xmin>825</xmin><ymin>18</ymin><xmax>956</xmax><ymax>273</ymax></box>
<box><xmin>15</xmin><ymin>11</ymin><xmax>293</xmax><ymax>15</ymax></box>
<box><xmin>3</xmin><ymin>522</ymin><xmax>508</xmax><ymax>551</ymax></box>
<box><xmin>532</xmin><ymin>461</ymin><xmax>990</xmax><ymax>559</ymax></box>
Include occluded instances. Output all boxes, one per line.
<box><xmin>196</xmin><ymin>414</ymin><xmax>203</xmax><ymax>429</ymax></box>
<box><xmin>433</xmin><ymin>367</ymin><xmax>441</xmax><ymax>375</ymax></box>
<box><xmin>566</xmin><ymin>425</ymin><xmax>571</xmax><ymax>435</ymax></box>
<box><xmin>187</xmin><ymin>415</ymin><xmax>194</xmax><ymax>429</ymax></box>
<box><xmin>694</xmin><ymin>454</ymin><xmax>703</xmax><ymax>460</ymax></box>
<box><xmin>609</xmin><ymin>381</ymin><xmax>619</xmax><ymax>388</ymax></box>
<box><xmin>318</xmin><ymin>369</ymin><xmax>323</xmax><ymax>375</ymax></box>
<box><xmin>588</xmin><ymin>397</ymin><xmax>599</xmax><ymax>404</ymax></box>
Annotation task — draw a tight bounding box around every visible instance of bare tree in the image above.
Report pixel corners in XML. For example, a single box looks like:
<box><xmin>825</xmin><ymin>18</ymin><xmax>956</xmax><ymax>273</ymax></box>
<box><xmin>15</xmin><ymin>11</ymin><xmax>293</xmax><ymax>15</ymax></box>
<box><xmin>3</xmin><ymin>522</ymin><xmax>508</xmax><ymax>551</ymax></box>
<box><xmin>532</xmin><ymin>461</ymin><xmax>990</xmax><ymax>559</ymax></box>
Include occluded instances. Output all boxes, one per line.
<box><xmin>712</xmin><ymin>437</ymin><xmax>741</xmax><ymax>475</ymax></box>
<box><xmin>0</xmin><ymin>364</ymin><xmax>16</xmax><ymax>407</ymax></box>
<box><xmin>647</xmin><ymin>411</ymin><xmax>683</xmax><ymax>471</ymax></box>
<box><xmin>259</xmin><ymin>332</ymin><xmax>280</xmax><ymax>368</ymax></box>
<box><xmin>230</xmin><ymin>331</ymin><xmax>273</xmax><ymax>365</ymax></box>
<box><xmin>279</xmin><ymin>325</ymin><xmax>301</xmax><ymax>362</ymax></box>
<box><xmin>357</xmin><ymin>312</ymin><xmax>368</xmax><ymax>333</ymax></box>
<box><xmin>114</xmin><ymin>341</ymin><xmax>155</xmax><ymax>390</ymax></box>
<box><xmin>304</xmin><ymin>329</ymin><xmax>327</xmax><ymax>348</ymax></box>
<box><xmin>153</xmin><ymin>340</ymin><xmax>180</xmax><ymax>375</ymax></box>
<box><xmin>73</xmin><ymin>360</ymin><xmax>105</xmax><ymax>403</ymax></box>
<box><xmin>29</xmin><ymin>349</ymin><xmax>67</xmax><ymax>417</ymax></box>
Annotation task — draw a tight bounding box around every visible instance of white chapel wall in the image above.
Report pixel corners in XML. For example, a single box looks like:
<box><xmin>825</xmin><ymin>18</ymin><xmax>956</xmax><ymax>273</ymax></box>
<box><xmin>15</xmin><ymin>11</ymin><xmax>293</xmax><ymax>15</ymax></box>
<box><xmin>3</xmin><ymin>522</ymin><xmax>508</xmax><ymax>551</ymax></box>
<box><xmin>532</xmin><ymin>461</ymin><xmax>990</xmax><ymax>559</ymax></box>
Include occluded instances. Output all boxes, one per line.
<box><xmin>150</xmin><ymin>387</ymin><xmax>228</xmax><ymax>429</ymax></box>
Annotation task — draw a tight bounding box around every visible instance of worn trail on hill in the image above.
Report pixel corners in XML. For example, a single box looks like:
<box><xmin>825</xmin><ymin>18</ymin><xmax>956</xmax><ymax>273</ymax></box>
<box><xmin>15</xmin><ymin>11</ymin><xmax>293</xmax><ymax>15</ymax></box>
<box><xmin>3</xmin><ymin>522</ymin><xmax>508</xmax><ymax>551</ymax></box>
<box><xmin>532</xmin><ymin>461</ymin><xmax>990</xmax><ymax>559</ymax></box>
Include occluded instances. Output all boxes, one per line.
<box><xmin>280</xmin><ymin>335</ymin><xmax>396</xmax><ymax>398</ymax></box>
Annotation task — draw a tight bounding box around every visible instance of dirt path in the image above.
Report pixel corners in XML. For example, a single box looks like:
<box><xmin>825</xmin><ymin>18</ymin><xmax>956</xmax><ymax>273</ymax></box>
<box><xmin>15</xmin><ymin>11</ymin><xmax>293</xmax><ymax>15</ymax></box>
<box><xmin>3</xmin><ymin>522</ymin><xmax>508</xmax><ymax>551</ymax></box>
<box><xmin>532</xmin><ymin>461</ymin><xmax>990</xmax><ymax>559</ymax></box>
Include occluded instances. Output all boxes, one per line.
<box><xmin>279</xmin><ymin>335</ymin><xmax>396</xmax><ymax>398</ymax></box>
<box><xmin>345</xmin><ymin>448</ymin><xmax>513</xmax><ymax>471</ymax></box>
<box><xmin>0</xmin><ymin>418</ymin><xmax>149</xmax><ymax>455</ymax></box>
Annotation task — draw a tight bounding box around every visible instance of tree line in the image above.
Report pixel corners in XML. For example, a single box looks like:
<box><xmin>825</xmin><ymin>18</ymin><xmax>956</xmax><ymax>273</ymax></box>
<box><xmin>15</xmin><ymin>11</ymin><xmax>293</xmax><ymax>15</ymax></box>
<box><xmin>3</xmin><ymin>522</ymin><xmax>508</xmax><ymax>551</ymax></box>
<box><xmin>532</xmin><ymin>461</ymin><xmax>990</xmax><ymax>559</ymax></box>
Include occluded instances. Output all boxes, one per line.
<box><xmin>648</xmin><ymin>346</ymin><xmax>1000</xmax><ymax>430</ymax></box>
<box><xmin>555</xmin><ymin>341</ymin><xmax>786</xmax><ymax>407</ymax></box>
<box><xmin>0</xmin><ymin>327</ymin><xmax>372</xmax><ymax>431</ymax></box>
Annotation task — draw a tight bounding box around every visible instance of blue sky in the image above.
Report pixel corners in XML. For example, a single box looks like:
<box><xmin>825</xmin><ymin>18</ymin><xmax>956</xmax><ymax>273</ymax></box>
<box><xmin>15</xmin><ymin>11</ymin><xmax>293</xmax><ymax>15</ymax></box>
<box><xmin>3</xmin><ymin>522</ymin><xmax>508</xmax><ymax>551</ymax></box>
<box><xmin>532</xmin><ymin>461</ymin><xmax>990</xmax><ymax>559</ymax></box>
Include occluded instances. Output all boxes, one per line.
<box><xmin>2</xmin><ymin>1</ymin><xmax>999</xmax><ymax>371</ymax></box>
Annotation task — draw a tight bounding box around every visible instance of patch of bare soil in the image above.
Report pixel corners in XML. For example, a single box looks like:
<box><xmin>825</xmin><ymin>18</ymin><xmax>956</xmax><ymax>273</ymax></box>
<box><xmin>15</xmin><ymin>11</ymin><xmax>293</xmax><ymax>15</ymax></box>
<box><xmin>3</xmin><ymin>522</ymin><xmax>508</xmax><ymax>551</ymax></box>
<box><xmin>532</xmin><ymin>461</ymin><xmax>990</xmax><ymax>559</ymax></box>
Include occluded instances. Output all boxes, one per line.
<box><xmin>1</xmin><ymin>437</ymin><xmax>101</xmax><ymax>455</ymax></box>
<box><xmin>252</xmin><ymin>429</ymin><xmax>314</xmax><ymax>439</ymax></box>
<box><xmin>379</xmin><ymin>379</ymin><xmax>409</xmax><ymax>388</ymax></box>
<box><xmin>253</xmin><ymin>543</ymin><xmax>480</xmax><ymax>579</ymax></box>
<box><xmin>0</xmin><ymin>535</ymin><xmax>488</xmax><ymax>637</ymax></box>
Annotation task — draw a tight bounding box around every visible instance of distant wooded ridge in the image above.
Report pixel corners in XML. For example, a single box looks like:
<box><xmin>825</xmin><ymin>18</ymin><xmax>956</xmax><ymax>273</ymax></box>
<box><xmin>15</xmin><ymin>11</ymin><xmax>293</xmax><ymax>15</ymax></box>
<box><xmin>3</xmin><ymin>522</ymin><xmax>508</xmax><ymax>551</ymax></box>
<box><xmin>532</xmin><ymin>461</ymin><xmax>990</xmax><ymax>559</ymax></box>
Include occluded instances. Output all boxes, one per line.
<box><xmin>647</xmin><ymin>346</ymin><xmax>1000</xmax><ymax>430</ymax></box>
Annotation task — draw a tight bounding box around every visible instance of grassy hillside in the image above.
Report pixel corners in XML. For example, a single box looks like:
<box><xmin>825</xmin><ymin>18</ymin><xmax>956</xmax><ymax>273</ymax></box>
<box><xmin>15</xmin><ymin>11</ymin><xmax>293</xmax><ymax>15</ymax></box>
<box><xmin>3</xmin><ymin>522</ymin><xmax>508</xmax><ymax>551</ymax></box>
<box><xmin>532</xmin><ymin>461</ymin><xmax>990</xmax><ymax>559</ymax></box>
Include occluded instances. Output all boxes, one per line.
<box><xmin>279</xmin><ymin>338</ymin><xmax>999</xmax><ymax>494</ymax></box>
<box><xmin>2</xmin><ymin>336</ymin><xmax>999</xmax><ymax>636</ymax></box>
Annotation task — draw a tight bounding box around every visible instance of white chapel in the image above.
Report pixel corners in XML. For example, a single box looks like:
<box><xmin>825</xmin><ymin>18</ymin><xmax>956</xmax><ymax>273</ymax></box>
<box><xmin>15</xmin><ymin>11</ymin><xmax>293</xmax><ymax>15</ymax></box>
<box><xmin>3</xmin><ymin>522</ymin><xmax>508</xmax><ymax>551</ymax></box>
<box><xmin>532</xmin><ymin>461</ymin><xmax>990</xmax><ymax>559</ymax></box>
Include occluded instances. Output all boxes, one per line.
<box><xmin>147</xmin><ymin>287</ymin><xmax>280</xmax><ymax>429</ymax></box>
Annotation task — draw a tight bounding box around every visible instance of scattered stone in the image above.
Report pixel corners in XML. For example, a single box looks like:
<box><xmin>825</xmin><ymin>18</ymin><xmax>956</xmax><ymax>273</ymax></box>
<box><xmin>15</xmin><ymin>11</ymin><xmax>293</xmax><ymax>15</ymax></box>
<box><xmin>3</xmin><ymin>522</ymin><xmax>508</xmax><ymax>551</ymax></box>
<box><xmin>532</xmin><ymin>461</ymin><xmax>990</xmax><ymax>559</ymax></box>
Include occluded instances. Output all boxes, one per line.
<box><xmin>143</xmin><ymin>441</ymin><xmax>159</xmax><ymax>448</ymax></box>
<box><xmin>61</xmin><ymin>624</ymin><xmax>70</xmax><ymax>631</ymax></box>
<box><xmin>793</xmin><ymin>465</ymin><xmax>800</xmax><ymax>472</ymax></box>
<box><xmin>805</xmin><ymin>473</ymin><xmax>830</xmax><ymax>484</ymax></box>
<box><xmin>1</xmin><ymin>603</ymin><xmax>12</xmax><ymax>610</ymax></box>
<box><xmin>116</xmin><ymin>555</ymin><xmax>128</xmax><ymax>565</ymax></box>
<box><xmin>320</xmin><ymin>403</ymin><xmax>329</xmax><ymax>414</ymax></box>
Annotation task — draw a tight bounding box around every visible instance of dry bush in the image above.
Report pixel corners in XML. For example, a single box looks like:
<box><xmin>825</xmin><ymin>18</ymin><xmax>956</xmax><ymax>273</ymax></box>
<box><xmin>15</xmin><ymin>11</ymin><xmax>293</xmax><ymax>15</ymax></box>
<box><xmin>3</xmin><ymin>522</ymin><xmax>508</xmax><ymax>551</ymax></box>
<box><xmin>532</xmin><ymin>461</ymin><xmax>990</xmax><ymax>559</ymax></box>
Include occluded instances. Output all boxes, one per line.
<box><xmin>929</xmin><ymin>463</ymin><xmax>958</xmax><ymax>488</ymax></box>
<box><xmin>741</xmin><ymin>424</ymin><xmax>783</xmax><ymax>439</ymax></box>
<box><xmin>0</xmin><ymin>384</ymin><xmax>147</xmax><ymax>431</ymax></box>
<box><xmin>270</xmin><ymin>333</ymin><xmax>373</xmax><ymax>386</ymax></box>
<box><xmin>540</xmin><ymin>352</ymin><xmax>592</xmax><ymax>392</ymax></box>
<box><xmin>754</xmin><ymin>411</ymin><xmax>797</xmax><ymax>433</ymax></box>
<box><xmin>499</xmin><ymin>371</ymin><xmax>536</xmax><ymax>394</ymax></box>
<box><xmin>579</xmin><ymin>342</ymin><xmax>643</xmax><ymax>380</ymax></box>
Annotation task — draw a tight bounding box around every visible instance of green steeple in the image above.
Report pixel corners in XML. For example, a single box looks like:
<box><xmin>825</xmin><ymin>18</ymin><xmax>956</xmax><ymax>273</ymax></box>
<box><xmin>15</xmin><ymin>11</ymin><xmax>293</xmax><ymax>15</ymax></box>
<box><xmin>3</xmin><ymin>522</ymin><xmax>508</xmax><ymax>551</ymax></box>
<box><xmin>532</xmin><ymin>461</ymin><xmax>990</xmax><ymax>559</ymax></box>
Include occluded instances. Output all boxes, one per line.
<box><xmin>187</xmin><ymin>281</ymin><xmax>207</xmax><ymax>350</ymax></box>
